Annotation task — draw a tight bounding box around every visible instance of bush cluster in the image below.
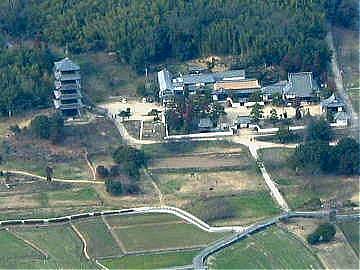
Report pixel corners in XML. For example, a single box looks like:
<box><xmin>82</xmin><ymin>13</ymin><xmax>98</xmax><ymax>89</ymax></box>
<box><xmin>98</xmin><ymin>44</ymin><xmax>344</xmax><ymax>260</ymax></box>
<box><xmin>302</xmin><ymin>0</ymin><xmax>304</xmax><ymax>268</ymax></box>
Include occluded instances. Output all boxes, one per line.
<box><xmin>307</xmin><ymin>223</ymin><xmax>336</xmax><ymax>245</ymax></box>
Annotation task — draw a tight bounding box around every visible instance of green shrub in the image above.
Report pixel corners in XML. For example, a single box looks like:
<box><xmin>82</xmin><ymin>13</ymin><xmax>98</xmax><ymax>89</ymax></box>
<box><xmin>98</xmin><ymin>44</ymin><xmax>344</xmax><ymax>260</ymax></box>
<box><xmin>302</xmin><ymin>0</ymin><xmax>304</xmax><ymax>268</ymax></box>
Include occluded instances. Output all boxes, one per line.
<box><xmin>307</xmin><ymin>223</ymin><xmax>336</xmax><ymax>245</ymax></box>
<box><xmin>105</xmin><ymin>179</ymin><xmax>123</xmax><ymax>196</ymax></box>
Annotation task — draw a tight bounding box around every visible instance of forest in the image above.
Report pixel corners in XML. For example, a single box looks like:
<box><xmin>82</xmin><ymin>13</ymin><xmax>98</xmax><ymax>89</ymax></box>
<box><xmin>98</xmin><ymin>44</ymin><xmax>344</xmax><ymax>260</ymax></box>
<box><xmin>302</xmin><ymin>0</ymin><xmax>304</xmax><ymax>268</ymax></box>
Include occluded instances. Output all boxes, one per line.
<box><xmin>0</xmin><ymin>45</ymin><xmax>54</xmax><ymax>116</ymax></box>
<box><xmin>1</xmin><ymin>0</ymin><xmax>334</xmax><ymax>72</ymax></box>
<box><xmin>0</xmin><ymin>0</ymin><xmax>357</xmax><ymax>115</ymax></box>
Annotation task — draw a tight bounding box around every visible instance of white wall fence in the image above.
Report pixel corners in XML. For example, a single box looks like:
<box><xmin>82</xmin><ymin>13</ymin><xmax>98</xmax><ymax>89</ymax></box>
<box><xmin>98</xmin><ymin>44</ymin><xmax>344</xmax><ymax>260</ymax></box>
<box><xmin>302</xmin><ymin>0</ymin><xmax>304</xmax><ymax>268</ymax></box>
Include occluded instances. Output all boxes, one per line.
<box><xmin>164</xmin><ymin>131</ymin><xmax>234</xmax><ymax>140</ymax></box>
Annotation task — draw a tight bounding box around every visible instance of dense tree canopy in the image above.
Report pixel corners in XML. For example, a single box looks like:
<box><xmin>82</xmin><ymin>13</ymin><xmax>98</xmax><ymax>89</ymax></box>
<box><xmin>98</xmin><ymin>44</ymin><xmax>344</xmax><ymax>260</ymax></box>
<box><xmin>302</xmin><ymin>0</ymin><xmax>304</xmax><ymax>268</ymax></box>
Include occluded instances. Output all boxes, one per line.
<box><xmin>1</xmin><ymin>0</ymin><xmax>331</xmax><ymax>74</ymax></box>
<box><xmin>29</xmin><ymin>113</ymin><xmax>65</xmax><ymax>143</ymax></box>
<box><xmin>0</xmin><ymin>45</ymin><xmax>54</xmax><ymax>116</ymax></box>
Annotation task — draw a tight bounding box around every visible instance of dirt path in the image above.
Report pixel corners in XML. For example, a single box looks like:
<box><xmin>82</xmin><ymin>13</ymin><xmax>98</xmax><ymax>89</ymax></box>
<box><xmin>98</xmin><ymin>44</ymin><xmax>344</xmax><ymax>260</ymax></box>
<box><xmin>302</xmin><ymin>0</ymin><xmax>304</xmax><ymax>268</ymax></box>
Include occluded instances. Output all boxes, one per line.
<box><xmin>6</xmin><ymin>170</ymin><xmax>103</xmax><ymax>184</ymax></box>
<box><xmin>232</xmin><ymin>135</ymin><xmax>290</xmax><ymax>211</ymax></box>
<box><xmin>101</xmin><ymin>215</ymin><xmax>127</xmax><ymax>254</ymax></box>
<box><xmin>327</xmin><ymin>29</ymin><xmax>359</xmax><ymax>126</ymax></box>
<box><xmin>70</xmin><ymin>223</ymin><xmax>91</xmax><ymax>260</ymax></box>
<box><xmin>144</xmin><ymin>169</ymin><xmax>164</xmax><ymax>205</ymax></box>
<box><xmin>84</xmin><ymin>149</ymin><xmax>97</xmax><ymax>181</ymax></box>
<box><xmin>151</xmin><ymin>180</ymin><xmax>164</xmax><ymax>205</ymax></box>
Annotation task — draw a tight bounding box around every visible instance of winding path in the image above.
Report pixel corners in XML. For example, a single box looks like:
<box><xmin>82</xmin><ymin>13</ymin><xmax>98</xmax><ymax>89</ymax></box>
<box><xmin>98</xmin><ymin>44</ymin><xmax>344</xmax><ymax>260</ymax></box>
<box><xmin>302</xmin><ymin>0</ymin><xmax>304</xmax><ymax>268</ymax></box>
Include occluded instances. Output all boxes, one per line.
<box><xmin>5</xmin><ymin>170</ymin><xmax>103</xmax><ymax>184</ymax></box>
<box><xmin>70</xmin><ymin>224</ymin><xmax>91</xmax><ymax>260</ymax></box>
<box><xmin>1</xmin><ymin>205</ymin><xmax>358</xmax><ymax>269</ymax></box>
<box><xmin>0</xmin><ymin>205</ymin><xmax>245</xmax><ymax>233</ymax></box>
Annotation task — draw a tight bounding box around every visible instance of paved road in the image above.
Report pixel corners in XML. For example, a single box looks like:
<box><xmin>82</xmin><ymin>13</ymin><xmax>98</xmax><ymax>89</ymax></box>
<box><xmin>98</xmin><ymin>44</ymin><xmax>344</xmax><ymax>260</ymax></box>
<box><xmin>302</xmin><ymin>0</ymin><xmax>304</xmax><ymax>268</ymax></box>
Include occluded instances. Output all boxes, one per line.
<box><xmin>0</xmin><ymin>205</ymin><xmax>245</xmax><ymax>233</ymax></box>
<box><xmin>326</xmin><ymin>30</ymin><xmax>359</xmax><ymax>126</ymax></box>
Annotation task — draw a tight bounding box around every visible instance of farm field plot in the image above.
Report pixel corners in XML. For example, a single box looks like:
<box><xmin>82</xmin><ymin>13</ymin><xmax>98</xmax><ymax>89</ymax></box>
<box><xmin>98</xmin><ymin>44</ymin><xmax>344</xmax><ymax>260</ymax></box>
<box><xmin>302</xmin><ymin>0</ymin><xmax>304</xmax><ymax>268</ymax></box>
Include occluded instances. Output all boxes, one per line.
<box><xmin>142</xmin><ymin>140</ymin><xmax>245</xmax><ymax>158</ymax></box>
<box><xmin>105</xmin><ymin>213</ymin><xmax>180</xmax><ymax>227</ymax></box>
<box><xmin>114</xmin><ymin>222</ymin><xmax>226</xmax><ymax>252</ymax></box>
<box><xmin>106</xmin><ymin>214</ymin><xmax>227</xmax><ymax>252</ymax></box>
<box><xmin>149</xmin><ymin>152</ymin><xmax>254</xmax><ymax>172</ymax></box>
<box><xmin>74</xmin><ymin>218</ymin><xmax>123</xmax><ymax>258</ymax></box>
<box><xmin>0</xmin><ymin>230</ymin><xmax>44</xmax><ymax>269</ymax></box>
<box><xmin>153</xmin><ymin>170</ymin><xmax>262</xmax><ymax>196</ymax></box>
<box><xmin>14</xmin><ymin>225</ymin><xmax>95</xmax><ymax>269</ymax></box>
<box><xmin>338</xmin><ymin>221</ymin><xmax>360</xmax><ymax>256</ymax></box>
<box><xmin>0</xmin><ymin>184</ymin><xmax>102</xmax><ymax>214</ymax></box>
<box><xmin>209</xmin><ymin>226</ymin><xmax>322</xmax><ymax>269</ymax></box>
<box><xmin>100</xmin><ymin>250</ymin><xmax>199</xmax><ymax>269</ymax></box>
<box><xmin>0</xmin><ymin>193</ymin><xmax>43</xmax><ymax>210</ymax></box>
<box><xmin>46</xmin><ymin>187</ymin><xmax>101</xmax><ymax>207</ymax></box>
<box><xmin>259</xmin><ymin>147</ymin><xmax>359</xmax><ymax>209</ymax></box>
<box><xmin>187</xmin><ymin>191</ymin><xmax>280</xmax><ymax>226</ymax></box>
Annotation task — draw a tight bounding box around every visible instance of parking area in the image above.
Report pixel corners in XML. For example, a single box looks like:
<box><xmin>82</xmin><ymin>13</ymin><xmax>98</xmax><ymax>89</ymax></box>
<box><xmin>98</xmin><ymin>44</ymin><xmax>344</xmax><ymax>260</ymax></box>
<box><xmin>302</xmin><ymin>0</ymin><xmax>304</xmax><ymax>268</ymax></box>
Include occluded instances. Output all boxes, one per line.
<box><xmin>99</xmin><ymin>99</ymin><xmax>163</xmax><ymax>121</ymax></box>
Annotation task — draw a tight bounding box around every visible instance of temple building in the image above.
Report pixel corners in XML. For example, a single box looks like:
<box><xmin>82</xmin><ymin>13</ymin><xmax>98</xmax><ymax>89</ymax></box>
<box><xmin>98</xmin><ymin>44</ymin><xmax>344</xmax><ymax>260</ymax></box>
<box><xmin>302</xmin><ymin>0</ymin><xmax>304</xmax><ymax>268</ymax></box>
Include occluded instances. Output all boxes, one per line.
<box><xmin>53</xmin><ymin>58</ymin><xmax>83</xmax><ymax>117</ymax></box>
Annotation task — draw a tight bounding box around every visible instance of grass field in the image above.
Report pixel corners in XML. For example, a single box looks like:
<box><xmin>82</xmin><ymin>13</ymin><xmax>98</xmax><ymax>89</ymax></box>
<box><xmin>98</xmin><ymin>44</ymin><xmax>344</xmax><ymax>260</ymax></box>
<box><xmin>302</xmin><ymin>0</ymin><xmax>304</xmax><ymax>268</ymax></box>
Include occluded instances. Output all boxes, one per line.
<box><xmin>105</xmin><ymin>213</ymin><xmax>180</xmax><ymax>227</ymax></box>
<box><xmin>105</xmin><ymin>214</ymin><xmax>228</xmax><ymax>252</ymax></box>
<box><xmin>210</xmin><ymin>226</ymin><xmax>322</xmax><ymax>269</ymax></box>
<box><xmin>338</xmin><ymin>221</ymin><xmax>360</xmax><ymax>256</ymax></box>
<box><xmin>100</xmin><ymin>250</ymin><xmax>199</xmax><ymax>269</ymax></box>
<box><xmin>75</xmin><ymin>218</ymin><xmax>123</xmax><ymax>258</ymax></box>
<box><xmin>0</xmin><ymin>230</ymin><xmax>43</xmax><ymax>269</ymax></box>
<box><xmin>188</xmin><ymin>191</ymin><xmax>280</xmax><ymax>225</ymax></box>
<box><xmin>114</xmin><ymin>222</ymin><xmax>225</xmax><ymax>252</ymax></box>
<box><xmin>259</xmin><ymin>147</ymin><xmax>359</xmax><ymax>209</ymax></box>
<box><xmin>46</xmin><ymin>187</ymin><xmax>100</xmax><ymax>208</ymax></box>
<box><xmin>14</xmin><ymin>225</ymin><xmax>95</xmax><ymax>269</ymax></box>
<box><xmin>282</xmin><ymin>218</ymin><xmax>358</xmax><ymax>269</ymax></box>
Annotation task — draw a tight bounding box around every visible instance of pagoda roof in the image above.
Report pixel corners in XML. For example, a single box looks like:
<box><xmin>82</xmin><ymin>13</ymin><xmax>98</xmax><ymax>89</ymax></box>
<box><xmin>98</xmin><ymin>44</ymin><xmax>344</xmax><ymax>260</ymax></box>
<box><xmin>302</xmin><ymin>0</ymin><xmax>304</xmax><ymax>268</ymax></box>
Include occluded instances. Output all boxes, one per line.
<box><xmin>54</xmin><ymin>57</ymin><xmax>80</xmax><ymax>71</ymax></box>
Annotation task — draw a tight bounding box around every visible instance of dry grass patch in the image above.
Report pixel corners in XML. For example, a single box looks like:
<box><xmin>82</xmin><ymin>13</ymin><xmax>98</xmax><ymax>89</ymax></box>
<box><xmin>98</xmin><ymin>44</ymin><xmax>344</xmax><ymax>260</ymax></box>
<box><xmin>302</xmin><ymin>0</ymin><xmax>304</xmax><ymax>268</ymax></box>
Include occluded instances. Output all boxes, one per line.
<box><xmin>259</xmin><ymin>147</ymin><xmax>359</xmax><ymax>209</ymax></box>
<box><xmin>154</xmin><ymin>170</ymin><xmax>263</xmax><ymax>196</ymax></box>
<box><xmin>0</xmin><ymin>194</ymin><xmax>42</xmax><ymax>210</ymax></box>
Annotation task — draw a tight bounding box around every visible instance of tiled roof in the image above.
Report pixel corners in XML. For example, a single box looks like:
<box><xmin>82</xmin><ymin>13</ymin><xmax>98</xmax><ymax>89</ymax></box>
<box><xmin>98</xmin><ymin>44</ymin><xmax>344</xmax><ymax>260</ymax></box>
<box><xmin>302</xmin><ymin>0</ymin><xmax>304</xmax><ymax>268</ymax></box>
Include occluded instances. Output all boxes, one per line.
<box><xmin>320</xmin><ymin>94</ymin><xmax>345</xmax><ymax>108</ymax></box>
<box><xmin>213</xmin><ymin>70</ymin><xmax>245</xmax><ymax>81</ymax></box>
<box><xmin>261</xmin><ymin>81</ymin><xmax>287</xmax><ymax>94</ymax></box>
<box><xmin>214</xmin><ymin>79</ymin><xmax>260</xmax><ymax>91</ymax></box>
<box><xmin>182</xmin><ymin>73</ymin><xmax>215</xmax><ymax>85</ymax></box>
<box><xmin>284</xmin><ymin>72</ymin><xmax>318</xmax><ymax>97</ymax></box>
<box><xmin>54</xmin><ymin>57</ymin><xmax>80</xmax><ymax>71</ymax></box>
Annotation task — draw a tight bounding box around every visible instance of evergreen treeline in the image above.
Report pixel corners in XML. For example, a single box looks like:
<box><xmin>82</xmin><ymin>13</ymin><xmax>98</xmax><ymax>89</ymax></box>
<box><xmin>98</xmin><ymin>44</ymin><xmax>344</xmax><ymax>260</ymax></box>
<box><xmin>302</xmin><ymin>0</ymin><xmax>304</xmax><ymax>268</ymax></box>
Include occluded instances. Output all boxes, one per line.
<box><xmin>1</xmin><ymin>0</ymin><xmax>333</xmax><ymax>74</ymax></box>
<box><xmin>0</xmin><ymin>45</ymin><xmax>54</xmax><ymax>116</ymax></box>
